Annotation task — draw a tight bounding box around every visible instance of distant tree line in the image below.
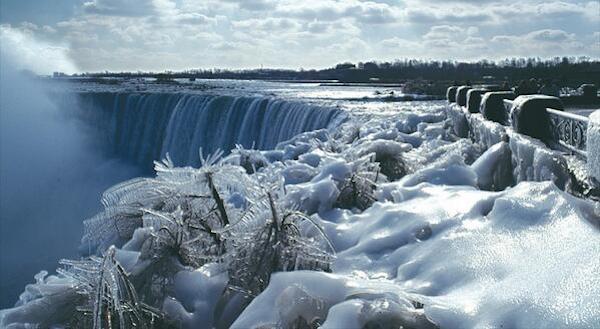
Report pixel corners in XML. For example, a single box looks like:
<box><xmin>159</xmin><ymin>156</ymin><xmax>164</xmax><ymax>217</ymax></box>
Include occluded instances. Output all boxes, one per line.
<box><xmin>72</xmin><ymin>56</ymin><xmax>599</xmax><ymax>87</ymax></box>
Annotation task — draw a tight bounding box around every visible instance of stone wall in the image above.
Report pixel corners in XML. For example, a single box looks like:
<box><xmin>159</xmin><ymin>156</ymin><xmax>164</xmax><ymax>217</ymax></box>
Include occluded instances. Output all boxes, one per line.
<box><xmin>445</xmin><ymin>86</ymin><xmax>599</xmax><ymax>200</ymax></box>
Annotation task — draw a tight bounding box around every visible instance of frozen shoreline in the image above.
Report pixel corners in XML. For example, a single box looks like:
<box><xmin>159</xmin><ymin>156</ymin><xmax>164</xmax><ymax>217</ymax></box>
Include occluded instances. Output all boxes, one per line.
<box><xmin>2</xmin><ymin>98</ymin><xmax>599</xmax><ymax>328</ymax></box>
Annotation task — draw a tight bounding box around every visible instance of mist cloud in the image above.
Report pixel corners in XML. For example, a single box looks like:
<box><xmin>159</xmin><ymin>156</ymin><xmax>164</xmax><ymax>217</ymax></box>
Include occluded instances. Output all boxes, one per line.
<box><xmin>0</xmin><ymin>30</ymin><xmax>139</xmax><ymax>307</ymax></box>
<box><xmin>0</xmin><ymin>25</ymin><xmax>76</xmax><ymax>75</ymax></box>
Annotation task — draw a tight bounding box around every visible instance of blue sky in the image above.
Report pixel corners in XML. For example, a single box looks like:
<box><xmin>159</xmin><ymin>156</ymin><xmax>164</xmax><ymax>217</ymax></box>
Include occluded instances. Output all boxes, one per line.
<box><xmin>0</xmin><ymin>0</ymin><xmax>598</xmax><ymax>73</ymax></box>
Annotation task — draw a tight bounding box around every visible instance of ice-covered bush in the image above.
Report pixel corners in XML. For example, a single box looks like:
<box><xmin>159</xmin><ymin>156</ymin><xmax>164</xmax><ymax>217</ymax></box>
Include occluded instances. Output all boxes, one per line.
<box><xmin>82</xmin><ymin>151</ymin><xmax>256</xmax><ymax>254</ymax></box>
<box><xmin>353</xmin><ymin>139</ymin><xmax>411</xmax><ymax>181</ymax></box>
<box><xmin>0</xmin><ymin>247</ymin><xmax>169</xmax><ymax>329</ymax></box>
<box><xmin>335</xmin><ymin>172</ymin><xmax>378</xmax><ymax>211</ymax></box>
<box><xmin>227</xmin><ymin>193</ymin><xmax>335</xmax><ymax>298</ymax></box>
<box><xmin>224</xmin><ymin>145</ymin><xmax>270</xmax><ymax>174</ymax></box>
<box><xmin>59</xmin><ymin>246</ymin><xmax>167</xmax><ymax>329</ymax></box>
<box><xmin>3</xmin><ymin>146</ymin><xmax>338</xmax><ymax>328</ymax></box>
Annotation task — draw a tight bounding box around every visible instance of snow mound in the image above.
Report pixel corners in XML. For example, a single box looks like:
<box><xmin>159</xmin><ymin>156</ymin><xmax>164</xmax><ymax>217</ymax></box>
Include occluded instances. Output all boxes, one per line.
<box><xmin>318</xmin><ymin>181</ymin><xmax>599</xmax><ymax>329</ymax></box>
<box><xmin>232</xmin><ymin>271</ymin><xmax>435</xmax><ymax>329</ymax></box>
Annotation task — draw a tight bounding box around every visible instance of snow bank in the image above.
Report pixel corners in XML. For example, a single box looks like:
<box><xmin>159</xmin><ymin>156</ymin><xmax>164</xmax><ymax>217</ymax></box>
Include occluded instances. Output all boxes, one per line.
<box><xmin>470</xmin><ymin>141</ymin><xmax>513</xmax><ymax>190</ymax></box>
<box><xmin>323</xmin><ymin>182</ymin><xmax>599</xmax><ymax>328</ymax></box>
<box><xmin>399</xmin><ymin>154</ymin><xmax>477</xmax><ymax>188</ymax></box>
<box><xmin>235</xmin><ymin>179</ymin><xmax>599</xmax><ymax>329</ymax></box>
<box><xmin>232</xmin><ymin>271</ymin><xmax>434</xmax><ymax>329</ymax></box>
<box><xmin>162</xmin><ymin>264</ymin><xmax>228</xmax><ymax>329</ymax></box>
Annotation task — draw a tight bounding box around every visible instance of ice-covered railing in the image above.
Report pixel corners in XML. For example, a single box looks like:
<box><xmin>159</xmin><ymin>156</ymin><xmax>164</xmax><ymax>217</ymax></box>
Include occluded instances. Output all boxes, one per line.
<box><xmin>499</xmin><ymin>98</ymin><xmax>590</xmax><ymax>157</ymax></box>
<box><xmin>446</xmin><ymin>85</ymin><xmax>600</xmax><ymax>188</ymax></box>
<box><xmin>545</xmin><ymin>108</ymin><xmax>588</xmax><ymax>156</ymax></box>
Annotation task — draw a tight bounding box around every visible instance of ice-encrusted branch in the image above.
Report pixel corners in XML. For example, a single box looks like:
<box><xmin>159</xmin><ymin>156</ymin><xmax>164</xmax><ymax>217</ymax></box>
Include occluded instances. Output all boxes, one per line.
<box><xmin>59</xmin><ymin>246</ymin><xmax>163</xmax><ymax>328</ymax></box>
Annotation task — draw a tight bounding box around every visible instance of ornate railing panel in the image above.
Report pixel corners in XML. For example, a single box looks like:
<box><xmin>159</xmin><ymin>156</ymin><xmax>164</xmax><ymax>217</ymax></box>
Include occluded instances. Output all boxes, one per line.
<box><xmin>547</xmin><ymin>108</ymin><xmax>588</xmax><ymax>157</ymax></box>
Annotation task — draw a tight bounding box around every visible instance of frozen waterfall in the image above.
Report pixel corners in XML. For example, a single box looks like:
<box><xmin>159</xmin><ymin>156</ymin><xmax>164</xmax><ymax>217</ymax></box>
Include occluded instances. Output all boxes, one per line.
<box><xmin>73</xmin><ymin>92</ymin><xmax>343</xmax><ymax>169</ymax></box>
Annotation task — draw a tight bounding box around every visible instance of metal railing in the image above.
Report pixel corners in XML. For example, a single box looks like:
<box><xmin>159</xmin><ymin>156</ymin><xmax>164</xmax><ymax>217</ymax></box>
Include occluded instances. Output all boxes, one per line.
<box><xmin>547</xmin><ymin>108</ymin><xmax>589</xmax><ymax>157</ymax></box>
<box><xmin>478</xmin><ymin>99</ymin><xmax>591</xmax><ymax>158</ymax></box>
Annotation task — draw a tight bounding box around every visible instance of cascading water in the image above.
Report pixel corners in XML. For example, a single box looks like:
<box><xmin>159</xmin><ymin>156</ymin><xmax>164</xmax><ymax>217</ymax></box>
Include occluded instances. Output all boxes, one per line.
<box><xmin>73</xmin><ymin>92</ymin><xmax>343</xmax><ymax>170</ymax></box>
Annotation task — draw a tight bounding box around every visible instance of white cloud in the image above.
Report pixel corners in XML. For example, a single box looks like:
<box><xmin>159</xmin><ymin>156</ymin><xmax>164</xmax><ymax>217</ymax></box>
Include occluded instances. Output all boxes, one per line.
<box><xmin>490</xmin><ymin>29</ymin><xmax>585</xmax><ymax>56</ymax></box>
<box><xmin>424</xmin><ymin>25</ymin><xmax>465</xmax><ymax>39</ymax></box>
<box><xmin>277</xmin><ymin>1</ymin><xmax>400</xmax><ymax>24</ymax></box>
<box><xmin>528</xmin><ymin>29</ymin><xmax>574</xmax><ymax>42</ymax></box>
<box><xmin>82</xmin><ymin>0</ymin><xmax>155</xmax><ymax>16</ymax></box>
<box><xmin>404</xmin><ymin>7</ymin><xmax>493</xmax><ymax>25</ymax></box>
<box><xmin>5</xmin><ymin>0</ymin><xmax>597</xmax><ymax>71</ymax></box>
<box><xmin>222</xmin><ymin>0</ymin><xmax>276</xmax><ymax>11</ymax></box>
<box><xmin>232</xmin><ymin>18</ymin><xmax>300</xmax><ymax>32</ymax></box>
<box><xmin>175</xmin><ymin>13</ymin><xmax>216</xmax><ymax>25</ymax></box>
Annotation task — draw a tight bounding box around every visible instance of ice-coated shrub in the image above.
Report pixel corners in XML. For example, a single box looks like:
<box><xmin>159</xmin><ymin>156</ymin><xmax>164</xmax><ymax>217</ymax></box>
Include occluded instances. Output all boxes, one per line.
<box><xmin>58</xmin><ymin>246</ymin><xmax>168</xmax><ymax>329</ymax></box>
<box><xmin>0</xmin><ymin>272</ymin><xmax>84</xmax><ymax>327</ymax></box>
<box><xmin>352</xmin><ymin>140</ymin><xmax>411</xmax><ymax>181</ymax></box>
<box><xmin>335</xmin><ymin>173</ymin><xmax>377</xmax><ymax>211</ymax></box>
<box><xmin>4</xmin><ymin>147</ymin><xmax>337</xmax><ymax>328</ymax></box>
<box><xmin>82</xmin><ymin>151</ymin><xmax>257</xmax><ymax>254</ymax></box>
<box><xmin>227</xmin><ymin>193</ymin><xmax>335</xmax><ymax>298</ymax></box>
<box><xmin>225</xmin><ymin>145</ymin><xmax>270</xmax><ymax>174</ymax></box>
<box><xmin>311</xmin><ymin>154</ymin><xmax>379</xmax><ymax>211</ymax></box>
<box><xmin>133</xmin><ymin>206</ymin><xmax>227</xmax><ymax>307</ymax></box>
<box><xmin>0</xmin><ymin>249</ymin><xmax>172</xmax><ymax>329</ymax></box>
<box><xmin>376</xmin><ymin>152</ymin><xmax>408</xmax><ymax>181</ymax></box>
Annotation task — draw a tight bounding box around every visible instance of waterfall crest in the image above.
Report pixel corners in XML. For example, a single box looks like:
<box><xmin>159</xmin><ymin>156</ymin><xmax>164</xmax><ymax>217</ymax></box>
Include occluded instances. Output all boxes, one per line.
<box><xmin>74</xmin><ymin>92</ymin><xmax>342</xmax><ymax>169</ymax></box>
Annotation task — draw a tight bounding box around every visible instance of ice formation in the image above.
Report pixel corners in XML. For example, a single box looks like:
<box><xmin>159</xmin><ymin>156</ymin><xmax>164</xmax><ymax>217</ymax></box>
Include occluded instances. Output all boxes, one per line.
<box><xmin>2</xmin><ymin>93</ymin><xmax>599</xmax><ymax>329</ymax></box>
<box><xmin>588</xmin><ymin>111</ymin><xmax>600</xmax><ymax>181</ymax></box>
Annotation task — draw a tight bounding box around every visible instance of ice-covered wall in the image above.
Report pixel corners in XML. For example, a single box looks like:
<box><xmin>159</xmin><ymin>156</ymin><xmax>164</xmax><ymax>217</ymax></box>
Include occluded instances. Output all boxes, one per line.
<box><xmin>73</xmin><ymin>93</ymin><xmax>344</xmax><ymax>170</ymax></box>
<box><xmin>446</xmin><ymin>104</ymin><xmax>469</xmax><ymax>138</ymax></box>
<box><xmin>588</xmin><ymin>111</ymin><xmax>600</xmax><ymax>181</ymax></box>
<box><xmin>467</xmin><ymin>113</ymin><xmax>571</xmax><ymax>190</ymax></box>
<box><xmin>445</xmin><ymin>97</ymin><xmax>584</xmax><ymax>192</ymax></box>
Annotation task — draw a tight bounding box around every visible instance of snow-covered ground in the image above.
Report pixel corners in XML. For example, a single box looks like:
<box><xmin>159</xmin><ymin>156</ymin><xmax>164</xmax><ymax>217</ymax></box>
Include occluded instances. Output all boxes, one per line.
<box><xmin>1</xmin><ymin>85</ymin><xmax>599</xmax><ymax>328</ymax></box>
